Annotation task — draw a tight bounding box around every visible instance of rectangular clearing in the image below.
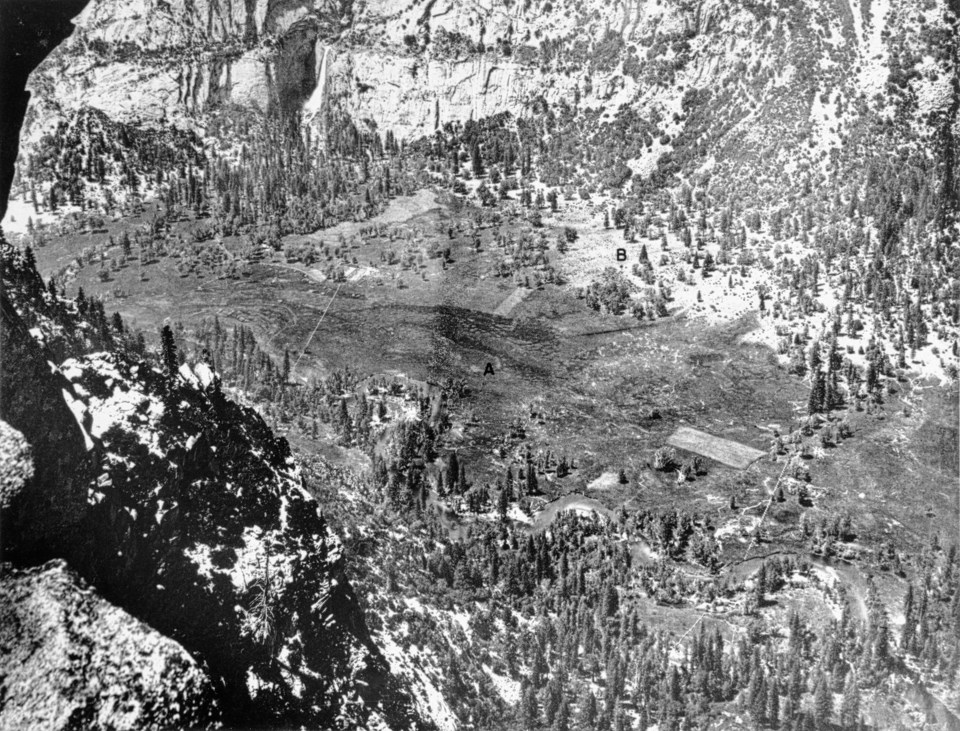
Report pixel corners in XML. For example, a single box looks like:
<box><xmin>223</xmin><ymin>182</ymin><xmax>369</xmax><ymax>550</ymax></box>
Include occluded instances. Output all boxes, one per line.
<box><xmin>666</xmin><ymin>426</ymin><xmax>765</xmax><ymax>469</ymax></box>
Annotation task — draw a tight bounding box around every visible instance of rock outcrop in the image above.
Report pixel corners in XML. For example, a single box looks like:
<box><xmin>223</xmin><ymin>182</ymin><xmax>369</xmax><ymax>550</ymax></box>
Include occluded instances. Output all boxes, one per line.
<box><xmin>44</xmin><ymin>348</ymin><xmax>419</xmax><ymax>727</ymax></box>
<box><xmin>0</xmin><ymin>421</ymin><xmax>33</xmax><ymax>511</ymax></box>
<box><xmin>18</xmin><ymin>0</ymin><xmax>348</xmax><ymax>138</ymax></box>
<box><xmin>0</xmin><ymin>288</ymin><xmax>96</xmax><ymax>566</ymax></box>
<box><xmin>0</xmin><ymin>560</ymin><xmax>220</xmax><ymax>730</ymax></box>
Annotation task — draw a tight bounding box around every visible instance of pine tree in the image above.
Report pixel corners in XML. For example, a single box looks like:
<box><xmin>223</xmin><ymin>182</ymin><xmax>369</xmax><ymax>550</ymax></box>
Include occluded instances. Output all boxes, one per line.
<box><xmin>809</xmin><ymin>339</ymin><xmax>822</xmax><ymax>373</ymax></box>
<box><xmin>749</xmin><ymin>668</ymin><xmax>767</xmax><ymax>726</ymax></box>
<box><xmin>578</xmin><ymin>688</ymin><xmax>598</xmax><ymax>728</ymax></box>
<box><xmin>552</xmin><ymin>698</ymin><xmax>570</xmax><ymax>731</ymax></box>
<box><xmin>602</xmin><ymin>582</ymin><xmax>618</xmax><ymax>617</ymax></box>
<box><xmin>901</xmin><ymin>584</ymin><xmax>916</xmax><ymax>652</ymax></box>
<box><xmin>337</xmin><ymin>398</ymin><xmax>351</xmax><ymax>442</ymax></box>
<box><xmin>808</xmin><ymin>372</ymin><xmax>826</xmax><ymax>414</ymax></box>
<box><xmin>543</xmin><ymin>677</ymin><xmax>562</xmax><ymax>725</ymax></box>
<box><xmin>526</xmin><ymin>464</ymin><xmax>538</xmax><ymax>494</ymax></box>
<box><xmin>471</xmin><ymin>140</ymin><xmax>484</xmax><ymax>178</ymax></box>
<box><xmin>813</xmin><ymin>672</ymin><xmax>832</xmax><ymax>731</ymax></box>
<box><xmin>839</xmin><ymin>671</ymin><xmax>860</xmax><ymax>729</ymax></box>
<box><xmin>766</xmin><ymin>676</ymin><xmax>781</xmax><ymax>729</ymax></box>
<box><xmin>521</xmin><ymin>681</ymin><xmax>540</xmax><ymax>727</ymax></box>
<box><xmin>448</xmin><ymin>451</ymin><xmax>460</xmax><ymax>490</ymax></box>
<box><xmin>160</xmin><ymin>325</ymin><xmax>178</xmax><ymax>377</ymax></box>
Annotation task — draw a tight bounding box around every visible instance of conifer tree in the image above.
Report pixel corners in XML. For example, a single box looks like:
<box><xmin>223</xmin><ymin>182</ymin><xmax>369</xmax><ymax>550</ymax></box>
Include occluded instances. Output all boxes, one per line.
<box><xmin>448</xmin><ymin>451</ymin><xmax>460</xmax><ymax>490</ymax></box>
<box><xmin>839</xmin><ymin>671</ymin><xmax>860</xmax><ymax>729</ymax></box>
<box><xmin>160</xmin><ymin>325</ymin><xmax>178</xmax><ymax>377</ymax></box>
<box><xmin>551</xmin><ymin>698</ymin><xmax>569</xmax><ymax>731</ymax></box>
<box><xmin>521</xmin><ymin>681</ymin><xmax>540</xmax><ymax>728</ymax></box>
<box><xmin>766</xmin><ymin>676</ymin><xmax>781</xmax><ymax>729</ymax></box>
<box><xmin>901</xmin><ymin>584</ymin><xmax>915</xmax><ymax>652</ymax></box>
<box><xmin>813</xmin><ymin>672</ymin><xmax>832</xmax><ymax>731</ymax></box>
<box><xmin>808</xmin><ymin>372</ymin><xmax>826</xmax><ymax>414</ymax></box>
<box><xmin>526</xmin><ymin>464</ymin><xmax>538</xmax><ymax>494</ymax></box>
<box><xmin>543</xmin><ymin>677</ymin><xmax>562</xmax><ymax>726</ymax></box>
<box><xmin>578</xmin><ymin>688</ymin><xmax>598</xmax><ymax>728</ymax></box>
<box><xmin>748</xmin><ymin>668</ymin><xmax>767</xmax><ymax>726</ymax></box>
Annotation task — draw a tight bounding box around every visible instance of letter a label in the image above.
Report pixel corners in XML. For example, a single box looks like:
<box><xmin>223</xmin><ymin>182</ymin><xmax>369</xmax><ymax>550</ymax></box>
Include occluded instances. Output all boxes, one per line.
<box><xmin>484</xmin><ymin>362</ymin><xmax>496</xmax><ymax>376</ymax></box>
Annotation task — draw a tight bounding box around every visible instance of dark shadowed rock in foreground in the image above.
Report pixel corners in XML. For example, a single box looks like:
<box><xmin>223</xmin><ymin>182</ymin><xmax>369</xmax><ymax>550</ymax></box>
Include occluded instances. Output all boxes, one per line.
<box><xmin>0</xmin><ymin>560</ymin><xmax>220</xmax><ymax>730</ymax></box>
<box><xmin>0</xmin><ymin>288</ymin><xmax>95</xmax><ymax>566</ymax></box>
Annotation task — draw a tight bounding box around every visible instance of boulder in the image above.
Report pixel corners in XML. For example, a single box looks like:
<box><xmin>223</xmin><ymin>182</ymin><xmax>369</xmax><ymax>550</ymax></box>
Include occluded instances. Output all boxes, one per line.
<box><xmin>0</xmin><ymin>560</ymin><xmax>220</xmax><ymax>730</ymax></box>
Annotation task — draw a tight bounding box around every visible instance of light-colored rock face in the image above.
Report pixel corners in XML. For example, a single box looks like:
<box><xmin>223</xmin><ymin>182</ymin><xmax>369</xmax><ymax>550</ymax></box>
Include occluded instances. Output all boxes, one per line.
<box><xmin>22</xmin><ymin>0</ymin><xmax>333</xmax><ymax>136</ymax></box>
<box><xmin>73</xmin><ymin>0</ymin><xmax>269</xmax><ymax>48</ymax></box>
<box><xmin>22</xmin><ymin>0</ymin><xmax>688</xmax><ymax>139</ymax></box>
<box><xmin>322</xmin><ymin>51</ymin><xmax>577</xmax><ymax>138</ymax></box>
<box><xmin>324</xmin><ymin>0</ymin><xmax>695</xmax><ymax>139</ymax></box>
<box><xmin>18</xmin><ymin>0</ymin><xmax>959</xmax><ymax>171</ymax></box>
<box><xmin>0</xmin><ymin>420</ymin><xmax>33</xmax><ymax>509</ymax></box>
<box><xmin>0</xmin><ymin>560</ymin><xmax>219</xmax><ymax>730</ymax></box>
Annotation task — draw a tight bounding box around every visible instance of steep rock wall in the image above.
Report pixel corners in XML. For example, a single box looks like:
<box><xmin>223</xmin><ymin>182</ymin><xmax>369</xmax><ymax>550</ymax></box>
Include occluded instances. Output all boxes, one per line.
<box><xmin>0</xmin><ymin>291</ymin><xmax>95</xmax><ymax>566</ymax></box>
<box><xmin>18</xmin><ymin>0</ymin><xmax>694</xmax><ymax>141</ymax></box>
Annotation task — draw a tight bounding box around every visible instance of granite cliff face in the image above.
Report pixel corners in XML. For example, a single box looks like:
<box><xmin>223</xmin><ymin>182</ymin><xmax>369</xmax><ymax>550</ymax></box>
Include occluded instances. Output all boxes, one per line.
<box><xmin>19</xmin><ymin>0</ymin><xmax>339</xmax><ymax>131</ymax></box>
<box><xmin>16</xmin><ymin>0</ymin><xmax>958</xmax><ymax>196</ymax></box>
<box><xmin>18</xmin><ymin>0</ymin><xmax>684</xmax><ymax>139</ymax></box>
<box><xmin>0</xmin><ymin>284</ymin><xmax>94</xmax><ymax>567</ymax></box>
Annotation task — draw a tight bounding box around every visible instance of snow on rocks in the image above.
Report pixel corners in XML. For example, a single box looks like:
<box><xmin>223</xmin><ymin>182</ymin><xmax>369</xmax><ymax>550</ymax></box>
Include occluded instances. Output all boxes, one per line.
<box><xmin>39</xmin><ymin>349</ymin><xmax>416</xmax><ymax>727</ymax></box>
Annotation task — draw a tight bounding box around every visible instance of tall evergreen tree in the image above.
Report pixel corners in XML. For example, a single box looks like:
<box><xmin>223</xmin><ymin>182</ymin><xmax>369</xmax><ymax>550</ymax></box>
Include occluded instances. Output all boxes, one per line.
<box><xmin>808</xmin><ymin>372</ymin><xmax>826</xmax><ymax>414</ymax></box>
<box><xmin>578</xmin><ymin>688</ymin><xmax>598</xmax><ymax>728</ymax></box>
<box><xmin>521</xmin><ymin>681</ymin><xmax>540</xmax><ymax>728</ymax></box>
<box><xmin>160</xmin><ymin>325</ymin><xmax>178</xmax><ymax>377</ymax></box>
<box><xmin>813</xmin><ymin>672</ymin><xmax>832</xmax><ymax>731</ymax></box>
<box><xmin>766</xmin><ymin>676</ymin><xmax>781</xmax><ymax>729</ymax></box>
<box><xmin>839</xmin><ymin>671</ymin><xmax>860</xmax><ymax>729</ymax></box>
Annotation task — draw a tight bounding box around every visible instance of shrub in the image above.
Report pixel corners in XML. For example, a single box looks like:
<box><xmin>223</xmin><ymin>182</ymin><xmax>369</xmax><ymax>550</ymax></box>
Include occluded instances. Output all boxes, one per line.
<box><xmin>653</xmin><ymin>446</ymin><xmax>677</xmax><ymax>471</ymax></box>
